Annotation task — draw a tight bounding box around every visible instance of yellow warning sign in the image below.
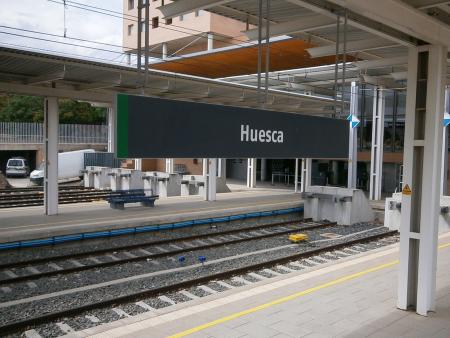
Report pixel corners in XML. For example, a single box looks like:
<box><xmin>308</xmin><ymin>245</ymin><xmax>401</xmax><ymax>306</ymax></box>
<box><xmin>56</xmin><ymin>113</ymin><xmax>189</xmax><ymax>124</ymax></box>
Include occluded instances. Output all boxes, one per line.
<box><xmin>402</xmin><ymin>184</ymin><xmax>412</xmax><ymax>196</ymax></box>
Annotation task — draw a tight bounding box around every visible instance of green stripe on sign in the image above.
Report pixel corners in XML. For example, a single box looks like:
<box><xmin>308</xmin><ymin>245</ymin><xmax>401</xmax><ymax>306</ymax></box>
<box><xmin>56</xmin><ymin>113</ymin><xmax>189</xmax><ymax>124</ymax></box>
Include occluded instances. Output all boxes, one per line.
<box><xmin>116</xmin><ymin>94</ymin><xmax>129</xmax><ymax>158</ymax></box>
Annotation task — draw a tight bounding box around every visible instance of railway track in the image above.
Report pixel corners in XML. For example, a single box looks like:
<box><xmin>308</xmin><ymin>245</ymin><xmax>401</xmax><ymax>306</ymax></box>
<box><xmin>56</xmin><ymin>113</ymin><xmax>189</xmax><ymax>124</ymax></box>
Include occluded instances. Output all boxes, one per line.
<box><xmin>0</xmin><ymin>220</ymin><xmax>333</xmax><ymax>285</ymax></box>
<box><xmin>0</xmin><ymin>187</ymin><xmax>114</xmax><ymax>208</ymax></box>
<box><xmin>0</xmin><ymin>222</ymin><xmax>398</xmax><ymax>336</ymax></box>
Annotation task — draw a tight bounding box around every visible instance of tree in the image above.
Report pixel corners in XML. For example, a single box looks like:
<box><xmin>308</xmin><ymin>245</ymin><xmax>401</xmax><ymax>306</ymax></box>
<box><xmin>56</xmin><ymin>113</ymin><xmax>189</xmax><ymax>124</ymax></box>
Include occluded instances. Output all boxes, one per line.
<box><xmin>0</xmin><ymin>95</ymin><xmax>106</xmax><ymax>124</ymax></box>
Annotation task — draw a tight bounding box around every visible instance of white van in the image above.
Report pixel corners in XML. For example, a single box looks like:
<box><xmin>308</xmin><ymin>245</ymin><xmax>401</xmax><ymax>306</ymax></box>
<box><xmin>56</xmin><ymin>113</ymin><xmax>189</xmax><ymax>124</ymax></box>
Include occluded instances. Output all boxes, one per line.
<box><xmin>6</xmin><ymin>157</ymin><xmax>30</xmax><ymax>177</ymax></box>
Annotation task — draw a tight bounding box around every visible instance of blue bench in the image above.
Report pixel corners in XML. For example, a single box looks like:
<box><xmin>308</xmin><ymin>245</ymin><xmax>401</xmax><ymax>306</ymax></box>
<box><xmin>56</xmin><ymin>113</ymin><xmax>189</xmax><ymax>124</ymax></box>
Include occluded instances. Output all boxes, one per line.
<box><xmin>106</xmin><ymin>189</ymin><xmax>158</xmax><ymax>210</ymax></box>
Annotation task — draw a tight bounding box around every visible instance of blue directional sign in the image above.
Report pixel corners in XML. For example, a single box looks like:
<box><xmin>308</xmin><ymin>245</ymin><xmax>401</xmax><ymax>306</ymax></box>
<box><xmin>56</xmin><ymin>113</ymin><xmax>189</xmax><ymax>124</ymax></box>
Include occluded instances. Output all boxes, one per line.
<box><xmin>443</xmin><ymin>112</ymin><xmax>450</xmax><ymax>127</ymax></box>
<box><xmin>347</xmin><ymin>114</ymin><xmax>360</xmax><ymax>129</ymax></box>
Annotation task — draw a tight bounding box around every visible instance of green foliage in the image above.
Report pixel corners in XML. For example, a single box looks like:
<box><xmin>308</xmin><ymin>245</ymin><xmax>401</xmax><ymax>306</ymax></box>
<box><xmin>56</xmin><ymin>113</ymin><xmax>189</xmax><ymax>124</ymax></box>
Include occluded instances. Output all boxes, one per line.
<box><xmin>0</xmin><ymin>95</ymin><xmax>106</xmax><ymax>124</ymax></box>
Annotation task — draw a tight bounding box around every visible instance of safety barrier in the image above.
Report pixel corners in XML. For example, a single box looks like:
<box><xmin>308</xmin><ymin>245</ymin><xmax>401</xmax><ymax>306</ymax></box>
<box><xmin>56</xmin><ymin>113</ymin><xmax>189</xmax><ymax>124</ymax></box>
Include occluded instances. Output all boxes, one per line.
<box><xmin>0</xmin><ymin>206</ymin><xmax>303</xmax><ymax>250</ymax></box>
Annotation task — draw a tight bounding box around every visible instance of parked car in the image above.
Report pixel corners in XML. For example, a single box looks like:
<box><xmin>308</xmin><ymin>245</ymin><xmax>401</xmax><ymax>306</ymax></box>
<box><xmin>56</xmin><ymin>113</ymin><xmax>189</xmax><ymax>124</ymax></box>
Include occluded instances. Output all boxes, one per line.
<box><xmin>6</xmin><ymin>157</ymin><xmax>30</xmax><ymax>178</ymax></box>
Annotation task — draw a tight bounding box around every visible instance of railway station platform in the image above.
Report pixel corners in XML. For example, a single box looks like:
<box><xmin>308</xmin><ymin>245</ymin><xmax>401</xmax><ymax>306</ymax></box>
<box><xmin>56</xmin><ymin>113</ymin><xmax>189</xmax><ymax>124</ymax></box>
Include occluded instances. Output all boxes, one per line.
<box><xmin>0</xmin><ymin>187</ymin><xmax>301</xmax><ymax>244</ymax></box>
<box><xmin>76</xmin><ymin>232</ymin><xmax>450</xmax><ymax>338</ymax></box>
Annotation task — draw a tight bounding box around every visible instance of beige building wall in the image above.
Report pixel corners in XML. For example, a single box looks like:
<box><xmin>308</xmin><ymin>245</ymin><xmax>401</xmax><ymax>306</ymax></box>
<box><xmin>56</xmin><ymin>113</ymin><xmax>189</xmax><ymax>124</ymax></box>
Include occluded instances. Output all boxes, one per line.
<box><xmin>123</xmin><ymin>0</ymin><xmax>249</xmax><ymax>55</ymax></box>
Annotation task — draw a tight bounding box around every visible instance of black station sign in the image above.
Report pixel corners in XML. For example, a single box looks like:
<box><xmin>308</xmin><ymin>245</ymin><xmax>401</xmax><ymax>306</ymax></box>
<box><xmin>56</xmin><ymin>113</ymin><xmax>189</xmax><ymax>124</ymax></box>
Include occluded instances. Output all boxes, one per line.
<box><xmin>116</xmin><ymin>94</ymin><xmax>349</xmax><ymax>159</ymax></box>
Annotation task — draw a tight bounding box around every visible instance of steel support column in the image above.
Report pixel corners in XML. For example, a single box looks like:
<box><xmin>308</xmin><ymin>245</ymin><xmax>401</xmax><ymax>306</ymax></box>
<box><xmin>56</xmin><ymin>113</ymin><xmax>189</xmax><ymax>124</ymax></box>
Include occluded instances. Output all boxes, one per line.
<box><xmin>397</xmin><ymin>45</ymin><xmax>447</xmax><ymax>316</ymax></box>
<box><xmin>347</xmin><ymin>81</ymin><xmax>358</xmax><ymax>189</ymax></box>
<box><xmin>165</xmin><ymin>159</ymin><xmax>174</xmax><ymax>174</ymax></box>
<box><xmin>300</xmin><ymin>158</ymin><xmax>312</xmax><ymax>193</ymax></box>
<box><xmin>107</xmin><ymin>106</ymin><xmax>116</xmax><ymax>153</ymax></box>
<box><xmin>441</xmin><ymin>87</ymin><xmax>450</xmax><ymax>195</ymax></box>
<box><xmin>247</xmin><ymin>158</ymin><xmax>257</xmax><ymax>188</ymax></box>
<box><xmin>294</xmin><ymin>158</ymin><xmax>299</xmax><ymax>193</ymax></box>
<box><xmin>260</xmin><ymin>159</ymin><xmax>267</xmax><ymax>181</ymax></box>
<box><xmin>369</xmin><ymin>86</ymin><xmax>385</xmax><ymax>200</ymax></box>
<box><xmin>206</xmin><ymin>158</ymin><xmax>217</xmax><ymax>201</ymax></box>
<box><xmin>44</xmin><ymin>97</ymin><xmax>59</xmax><ymax>216</ymax></box>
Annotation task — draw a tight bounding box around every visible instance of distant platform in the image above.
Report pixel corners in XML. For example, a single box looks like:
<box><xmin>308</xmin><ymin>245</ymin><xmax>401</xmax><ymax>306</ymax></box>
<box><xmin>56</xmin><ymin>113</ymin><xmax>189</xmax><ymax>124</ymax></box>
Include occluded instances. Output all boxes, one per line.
<box><xmin>0</xmin><ymin>187</ymin><xmax>301</xmax><ymax>244</ymax></box>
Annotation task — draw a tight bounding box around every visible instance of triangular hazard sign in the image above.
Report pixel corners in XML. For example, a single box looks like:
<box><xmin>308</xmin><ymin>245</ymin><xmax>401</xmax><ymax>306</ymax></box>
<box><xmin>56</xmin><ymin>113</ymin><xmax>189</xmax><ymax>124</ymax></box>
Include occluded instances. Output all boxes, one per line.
<box><xmin>402</xmin><ymin>184</ymin><xmax>412</xmax><ymax>196</ymax></box>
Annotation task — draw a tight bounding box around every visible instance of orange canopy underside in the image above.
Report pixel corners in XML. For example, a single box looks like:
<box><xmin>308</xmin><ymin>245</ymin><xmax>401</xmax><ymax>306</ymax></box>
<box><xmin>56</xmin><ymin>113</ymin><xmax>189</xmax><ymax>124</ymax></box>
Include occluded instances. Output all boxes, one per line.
<box><xmin>151</xmin><ymin>39</ymin><xmax>341</xmax><ymax>78</ymax></box>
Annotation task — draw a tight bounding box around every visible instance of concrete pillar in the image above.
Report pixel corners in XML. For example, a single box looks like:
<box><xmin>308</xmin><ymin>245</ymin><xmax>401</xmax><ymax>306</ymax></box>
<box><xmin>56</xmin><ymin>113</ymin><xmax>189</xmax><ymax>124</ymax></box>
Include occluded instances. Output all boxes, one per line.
<box><xmin>247</xmin><ymin>158</ymin><xmax>256</xmax><ymax>188</ymax></box>
<box><xmin>206</xmin><ymin>158</ymin><xmax>217</xmax><ymax>201</ymax></box>
<box><xmin>441</xmin><ymin>87</ymin><xmax>450</xmax><ymax>195</ymax></box>
<box><xmin>294</xmin><ymin>158</ymin><xmax>299</xmax><ymax>193</ymax></box>
<box><xmin>348</xmin><ymin>81</ymin><xmax>358</xmax><ymax>189</ymax></box>
<box><xmin>397</xmin><ymin>45</ymin><xmax>447</xmax><ymax>316</ymax></box>
<box><xmin>107</xmin><ymin>106</ymin><xmax>116</xmax><ymax>154</ymax></box>
<box><xmin>165</xmin><ymin>158</ymin><xmax>174</xmax><ymax>174</ymax></box>
<box><xmin>162</xmin><ymin>42</ymin><xmax>168</xmax><ymax>60</ymax></box>
<box><xmin>44</xmin><ymin>97</ymin><xmax>59</xmax><ymax>216</ymax></box>
<box><xmin>260</xmin><ymin>159</ymin><xmax>267</xmax><ymax>181</ymax></box>
<box><xmin>207</xmin><ymin>33</ymin><xmax>214</xmax><ymax>51</ymax></box>
<box><xmin>300</xmin><ymin>158</ymin><xmax>312</xmax><ymax>193</ymax></box>
<box><xmin>369</xmin><ymin>86</ymin><xmax>385</xmax><ymax>200</ymax></box>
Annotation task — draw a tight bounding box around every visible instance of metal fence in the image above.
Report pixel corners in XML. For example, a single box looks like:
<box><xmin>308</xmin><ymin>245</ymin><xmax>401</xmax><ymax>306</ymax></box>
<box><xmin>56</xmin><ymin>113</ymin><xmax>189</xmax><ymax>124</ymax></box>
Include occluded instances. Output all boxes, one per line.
<box><xmin>0</xmin><ymin>122</ymin><xmax>108</xmax><ymax>144</ymax></box>
<box><xmin>84</xmin><ymin>152</ymin><xmax>122</xmax><ymax>168</ymax></box>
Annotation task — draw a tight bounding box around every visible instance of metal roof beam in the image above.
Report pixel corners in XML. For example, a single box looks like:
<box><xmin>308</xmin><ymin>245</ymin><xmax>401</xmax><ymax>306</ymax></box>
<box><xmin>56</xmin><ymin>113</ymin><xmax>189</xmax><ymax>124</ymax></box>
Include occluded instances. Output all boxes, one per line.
<box><xmin>244</xmin><ymin>15</ymin><xmax>335</xmax><ymax>40</ymax></box>
<box><xmin>307</xmin><ymin>38</ymin><xmax>399</xmax><ymax>57</ymax></box>
<box><xmin>326</xmin><ymin>0</ymin><xmax>450</xmax><ymax>47</ymax></box>
<box><xmin>25</xmin><ymin>70</ymin><xmax>66</xmax><ymax>85</ymax></box>
<box><xmin>0</xmin><ymin>82</ymin><xmax>113</xmax><ymax>103</ymax></box>
<box><xmin>158</xmin><ymin>0</ymin><xmax>234</xmax><ymax>19</ymax></box>
<box><xmin>355</xmin><ymin>56</ymin><xmax>407</xmax><ymax>70</ymax></box>
<box><xmin>286</xmin><ymin>0</ymin><xmax>418</xmax><ymax>46</ymax></box>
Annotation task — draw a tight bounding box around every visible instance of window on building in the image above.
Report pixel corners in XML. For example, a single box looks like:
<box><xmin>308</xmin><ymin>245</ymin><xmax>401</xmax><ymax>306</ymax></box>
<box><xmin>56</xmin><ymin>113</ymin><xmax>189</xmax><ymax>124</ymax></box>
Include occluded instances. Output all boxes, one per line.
<box><xmin>127</xmin><ymin>24</ymin><xmax>134</xmax><ymax>36</ymax></box>
<box><xmin>128</xmin><ymin>0</ymin><xmax>134</xmax><ymax>10</ymax></box>
<box><xmin>152</xmin><ymin>16</ymin><xmax>159</xmax><ymax>28</ymax></box>
<box><xmin>165</xmin><ymin>18</ymin><xmax>172</xmax><ymax>25</ymax></box>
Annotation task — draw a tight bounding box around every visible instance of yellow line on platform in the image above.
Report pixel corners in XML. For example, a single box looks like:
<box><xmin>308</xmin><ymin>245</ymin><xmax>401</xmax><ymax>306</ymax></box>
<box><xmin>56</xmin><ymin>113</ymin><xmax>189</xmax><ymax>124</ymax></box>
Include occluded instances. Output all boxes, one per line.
<box><xmin>168</xmin><ymin>242</ymin><xmax>450</xmax><ymax>338</ymax></box>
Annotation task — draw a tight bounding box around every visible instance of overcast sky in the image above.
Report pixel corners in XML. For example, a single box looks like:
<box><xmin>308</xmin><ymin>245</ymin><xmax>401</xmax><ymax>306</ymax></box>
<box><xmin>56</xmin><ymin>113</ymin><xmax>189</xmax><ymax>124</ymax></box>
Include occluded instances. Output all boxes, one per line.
<box><xmin>0</xmin><ymin>0</ymin><xmax>124</xmax><ymax>63</ymax></box>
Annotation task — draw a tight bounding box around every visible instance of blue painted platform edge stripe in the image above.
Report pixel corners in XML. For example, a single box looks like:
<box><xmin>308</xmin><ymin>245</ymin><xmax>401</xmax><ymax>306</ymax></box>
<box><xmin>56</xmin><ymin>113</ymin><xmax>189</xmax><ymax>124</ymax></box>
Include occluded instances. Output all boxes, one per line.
<box><xmin>0</xmin><ymin>206</ymin><xmax>303</xmax><ymax>251</ymax></box>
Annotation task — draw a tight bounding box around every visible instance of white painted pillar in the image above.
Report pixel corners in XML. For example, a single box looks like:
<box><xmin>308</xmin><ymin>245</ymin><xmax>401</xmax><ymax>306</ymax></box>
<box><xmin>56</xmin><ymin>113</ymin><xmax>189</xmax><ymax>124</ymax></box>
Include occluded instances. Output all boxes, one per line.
<box><xmin>107</xmin><ymin>106</ymin><xmax>116</xmax><ymax>153</ymax></box>
<box><xmin>441</xmin><ymin>87</ymin><xmax>450</xmax><ymax>195</ymax></box>
<box><xmin>44</xmin><ymin>97</ymin><xmax>59</xmax><ymax>216</ymax></box>
<box><xmin>162</xmin><ymin>42</ymin><xmax>168</xmax><ymax>60</ymax></box>
<box><xmin>165</xmin><ymin>159</ymin><xmax>174</xmax><ymax>174</ymax></box>
<box><xmin>300</xmin><ymin>158</ymin><xmax>312</xmax><ymax>193</ymax></box>
<box><xmin>217</xmin><ymin>158</ymin><xmax>226</xmax><ymax>179</ymax></box>
<box><xmin>294</xmin><ymin>158</ymin><xmax>299</xmax><ymax>193</ymax></box>
<box><xmin>260</xmin><ymin>159</ymin><xmax>267</xmax><ymax>181</ymax></box>
<box><xmin>207</xmin><ymin>33</ymin><xmax>214</xmax><ymax>51</ymax></box>
<box><xmin>397</xmin><ymin>45</ymin><xmax>447</xmax><ymax>316</ymax></box>
<box><xmin>202</xmin><ymin>158</ymin><xmax>208</xmax><ymax>176</ymax></box>
<box><xmin>348</xmin><ymin>81</ymin><xmax>358</xmax><ymax>189</ymax></box>
<box><xmin>247</xmin><ymin>158</ymin><xmax>256</xmax><ymax>188</ymax></box>
<box><xmin>206</xmin><ymin>158</ymin><xmax>217</xmax><ymax>201</ymax></box>
<box><xmin>369</xmin><ymin>86</ymin><xmax>385</xmax><ymax>200</ymax></box>
<box><xmin>134</xmin><ymin>158</ymin><xmax>142</xmax><ymax>171</ymax></box>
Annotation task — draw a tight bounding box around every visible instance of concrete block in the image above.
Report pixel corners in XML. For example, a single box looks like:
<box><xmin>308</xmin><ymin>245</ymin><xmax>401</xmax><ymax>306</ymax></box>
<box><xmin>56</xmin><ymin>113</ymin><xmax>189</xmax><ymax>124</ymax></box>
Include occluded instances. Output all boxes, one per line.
<box><xmin>385</xmin><ymin>193</ymin><xmax>450</xmax><ymax>233</ymax></box>
<box><xmin>304</xmin><ymin>186</ymin><xmax>374</xmax><ymax>225</ymax></box>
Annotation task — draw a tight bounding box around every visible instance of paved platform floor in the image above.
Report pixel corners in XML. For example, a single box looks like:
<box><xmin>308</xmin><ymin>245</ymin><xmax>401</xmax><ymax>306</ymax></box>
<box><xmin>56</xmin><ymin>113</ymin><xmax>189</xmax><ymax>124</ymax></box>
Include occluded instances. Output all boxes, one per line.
<box><xmin>75</xmin><ymin>233</ymin><xmax>450</xmax><ymax>338</ymax></box>
<box><xmin>0</xmin><ymin>188</ymin><xmax>300</xmax><ymax>243</ymax></box>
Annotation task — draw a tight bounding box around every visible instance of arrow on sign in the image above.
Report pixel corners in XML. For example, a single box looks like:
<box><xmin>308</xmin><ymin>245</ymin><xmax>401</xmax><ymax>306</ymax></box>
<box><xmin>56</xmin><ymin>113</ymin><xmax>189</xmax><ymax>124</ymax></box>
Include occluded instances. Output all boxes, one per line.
<box><xmin>347</xmin><ymin>114</ymin><xmax>360</xmax><ymax>129</ymax></box>
<box><xmin>443</xmin><ymin>112</ymin><xmax>450</xmax><ymax>127</ymax></box>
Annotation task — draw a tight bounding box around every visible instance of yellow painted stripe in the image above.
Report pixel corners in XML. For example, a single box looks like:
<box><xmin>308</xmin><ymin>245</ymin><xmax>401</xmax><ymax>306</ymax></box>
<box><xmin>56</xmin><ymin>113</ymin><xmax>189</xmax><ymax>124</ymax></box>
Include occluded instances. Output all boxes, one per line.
<box><xmin>169</xmin><ymin>241</ymin><xmax>450</xmax><ymax>338</ymax></box>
